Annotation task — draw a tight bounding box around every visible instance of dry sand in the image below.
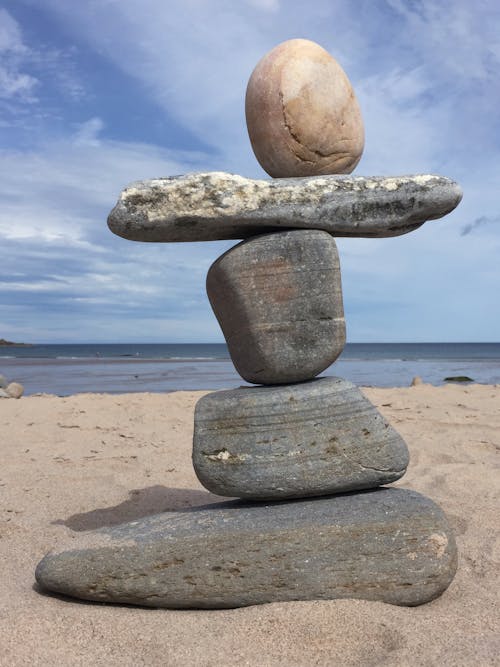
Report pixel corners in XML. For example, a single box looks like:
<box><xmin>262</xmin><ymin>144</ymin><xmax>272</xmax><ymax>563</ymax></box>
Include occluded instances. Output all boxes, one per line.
<box><xmin>1</xmin><ymin>384</ymin><xmax>499</xmax><ymax>666</ymax></box>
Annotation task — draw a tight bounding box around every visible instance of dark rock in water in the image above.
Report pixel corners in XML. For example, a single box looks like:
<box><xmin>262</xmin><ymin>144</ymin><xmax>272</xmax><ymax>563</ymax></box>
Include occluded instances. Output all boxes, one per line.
<box><xmin>207</xmin><ymin>230</ymin><xmax>345</xmax><ymax>385</ymax></box>
<box><xmin>107</xmin><ymin>172</ymin><xmax>463</xmax><ymax>242</ymax></box>
<box><xmin>444</xmin><ymin>376</ymin><xmax>474</xmax><ymax>383</ymax></box>
<box><xmin>193</xmin><ymin>377</ymin><xmax>409</xmax><ymax>499</ymax></box>
<box><xmin>0</xmin><ymin>338</ymin><xmax>31</xmax><ymax>347</ymax></box>
<box><xmin>35</xmin><ymin>488</ymin><xmax>457</xmax><ymax>609</ymax></box>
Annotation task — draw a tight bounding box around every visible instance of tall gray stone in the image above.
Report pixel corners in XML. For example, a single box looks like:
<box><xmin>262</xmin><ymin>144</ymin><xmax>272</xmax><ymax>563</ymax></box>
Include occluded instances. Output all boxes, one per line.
<box><xmin>193</xmin><ymin>377</ymin><xmax>409</xmax><ymax>499</ymax></box>
<box><xmin>107</xmin><ymin>172</ymin><xmax>463</xmax><ymax>242</ymax></box>
<box><xmin>35</xmin><ymin>488</ymin><xmax>457</xmax><ymax>609</ymax></box>
<box><xmin>207</xmin><ymin>230</ymin><xmax>345</xmax><ymax>385</ymax></box>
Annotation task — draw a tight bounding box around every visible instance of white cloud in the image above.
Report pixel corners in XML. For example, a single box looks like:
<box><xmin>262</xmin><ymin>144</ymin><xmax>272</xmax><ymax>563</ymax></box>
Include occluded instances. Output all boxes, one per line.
<box><xmin>386</xmin><ymin>0</ymin><xmax>500</xmax><ymax>82</ymax></box>
<box><xmin>1</xmin><ymin>0</ymin><xmax>499</xmax><ymax>342</ymax></box>
<box><xmin>0</xmin><ymin>8</ymin><xmax>28</xmax><ymax>54</ymax></box>
<box><xmin>25</xmin><ymin>0</ymin><xmax>296</xmax><ymax>174</ymax></box>
<box><xmin>73</xmin><ymin>117</ymin><xmax>105</xmax><ymax>146</ymax></box>
<box><xmin>34</xmin><ymin>0</ymin><xmax>499</xmax><ymax>177</ymax></box>
<box><xmin>0</xmin><ymin>8</ymin><xmax>38</xmax><ymax>102</ymax></box>
<box><xmin>0</xmin><ymin>131</ymin><xmax>233</xmax><ymax>342</ymax></box>
<box><xmin>246</xmin><ymin>0</ymin><xmax>280</xmax><ymax>12</ymax></box>
<box><xmin>0</xmin><ymin>6</ymin><xmax>86</xmax><ymax>141</ymax></box>
<box><xmin>0</xmin><ymin>66</ymin><xmax>37</xmax><ymax>100</ymax></box>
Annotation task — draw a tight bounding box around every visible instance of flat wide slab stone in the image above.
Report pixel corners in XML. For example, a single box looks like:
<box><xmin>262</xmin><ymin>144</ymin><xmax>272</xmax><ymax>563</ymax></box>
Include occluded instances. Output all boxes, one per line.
<box><xmin>107</xmin><ymin>172</ymin><xmax>462</xmax><ymax>242</ymax></box>
<box><xmin>193</xmin><ymin>377</ymin><xmax>409</xmax><ymax>499</ymax></box>
<box><xmin>35</xmin><ymin>489</ymin><xmax>457</xmax><ymax>609</ymax></box>
<box><xmin>207</xmin><ymin>230</ymin><xmax>345</xmax><ymax>385</ymax></box>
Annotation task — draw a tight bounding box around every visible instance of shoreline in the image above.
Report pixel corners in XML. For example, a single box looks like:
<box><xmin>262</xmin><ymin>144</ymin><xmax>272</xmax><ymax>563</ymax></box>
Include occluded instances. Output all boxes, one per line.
<box><xmin>6</xmin><ymin>380</ymin><xmax>500</xmax><ymax>399</ymax></box>
<box><xmin>1</xmin><ymin>356</ymin><xmax>499</xmax><ymax>396</ymax></box>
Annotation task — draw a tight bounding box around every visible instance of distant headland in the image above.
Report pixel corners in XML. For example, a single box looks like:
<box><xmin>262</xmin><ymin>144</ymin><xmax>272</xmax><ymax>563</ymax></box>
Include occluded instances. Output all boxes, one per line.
<box><xmin>0</xmin><ymin>338</ymin><xmax>32</xmax><ymax>347</ymax></box>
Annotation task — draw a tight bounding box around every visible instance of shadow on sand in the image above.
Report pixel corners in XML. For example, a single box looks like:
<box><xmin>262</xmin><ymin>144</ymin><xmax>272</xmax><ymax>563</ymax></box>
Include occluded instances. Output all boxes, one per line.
<box><xmin>51</xmin><ymin>485</ymin><xmax>225</xmax><ymax>531</ymax></box>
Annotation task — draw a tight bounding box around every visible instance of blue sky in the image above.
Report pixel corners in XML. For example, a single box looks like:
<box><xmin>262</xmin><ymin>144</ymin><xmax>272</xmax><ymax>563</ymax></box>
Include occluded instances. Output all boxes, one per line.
<box><xmin>0</xmin><ymin>0</ymin><xmax>498</xmax><ymax>343</ymax></box>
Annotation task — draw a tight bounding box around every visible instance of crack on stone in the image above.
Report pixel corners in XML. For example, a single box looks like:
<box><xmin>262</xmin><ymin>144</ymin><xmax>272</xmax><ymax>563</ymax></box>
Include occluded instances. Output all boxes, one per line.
<box><xmin>279</xmin><ymin>90</ymin><xmax>334</xmax><ymax>163</ymax></box>
<box><xmin>278</xmin><ymin>91</ymin><xmax>352</xmax><ymax>166</ymax></box>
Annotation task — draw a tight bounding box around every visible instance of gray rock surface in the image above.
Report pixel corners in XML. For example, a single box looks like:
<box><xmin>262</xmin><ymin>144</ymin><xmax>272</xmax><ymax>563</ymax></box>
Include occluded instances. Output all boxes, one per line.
<box><xmin>107</xmin><ymin>172</ymin><xmax>462</xmax><ymax>242</ymax></box>
<box><xmin>0</xmin><ymin>388</ymin><xmax>9</xmax><ymax>398</ymax></box>
<box><xmin>35</xmin><ymin>488</ymin><xmax>457</xmax><ymax>609</ymax></box>
<box><xmin>207</xmin><ymin>230</ymin><xmax>345</xmax><ymax>385</ymax></box>
<box><xmin>193</xmin><ymin>377</ymin><xmax>409</xmax><ymax>499</ymax></box>
<box><xmin>0</xmin><ymin>374</ymin><xmax>7</xmax><ymax>388</ymax></box>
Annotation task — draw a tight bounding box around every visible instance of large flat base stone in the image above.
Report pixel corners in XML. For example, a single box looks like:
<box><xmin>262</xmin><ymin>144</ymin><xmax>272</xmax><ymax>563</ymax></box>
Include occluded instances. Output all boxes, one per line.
<box><xmin>36</xmin><ymin>489</ymin><xmax>457</xmax><ymax>609</ymax></box>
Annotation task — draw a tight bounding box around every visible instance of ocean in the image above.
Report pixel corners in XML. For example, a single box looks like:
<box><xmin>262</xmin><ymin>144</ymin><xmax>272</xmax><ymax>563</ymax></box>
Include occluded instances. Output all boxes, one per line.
<box><xmin>1</xmin><ymin>342</ymin><xmax>499</xmax><ymax>396</ymax></box>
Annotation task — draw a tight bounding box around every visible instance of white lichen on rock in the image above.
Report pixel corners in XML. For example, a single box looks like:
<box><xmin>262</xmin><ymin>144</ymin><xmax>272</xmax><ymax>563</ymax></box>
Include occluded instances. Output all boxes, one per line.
<box><xmin>108</xmin><ymin>171</ymin><xmax>462</xmax><ymax>242</ymax></box>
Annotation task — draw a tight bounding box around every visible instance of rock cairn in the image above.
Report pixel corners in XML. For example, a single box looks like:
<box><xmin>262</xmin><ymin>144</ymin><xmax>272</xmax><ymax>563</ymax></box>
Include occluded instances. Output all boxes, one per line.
<box><xmin>36</xmin><ymin>39</ymin><xmax>462</xmax><ymax>609</ymax></box>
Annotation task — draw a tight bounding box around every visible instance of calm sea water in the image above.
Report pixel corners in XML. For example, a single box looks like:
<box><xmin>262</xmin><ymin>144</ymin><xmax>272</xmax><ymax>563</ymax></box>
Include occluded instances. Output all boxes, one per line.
<box><xmin>1</xmin><ymin>343</ymin><xmax>499</xmax><ymax>396</ymax></box>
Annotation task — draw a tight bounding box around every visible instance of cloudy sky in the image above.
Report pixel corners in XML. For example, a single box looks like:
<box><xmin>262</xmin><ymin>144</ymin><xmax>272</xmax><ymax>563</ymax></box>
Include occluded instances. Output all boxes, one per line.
<box><xmin>0</xmin><ymin>0</ymin><xmax>498</xmax><ymax>343</ymax></box>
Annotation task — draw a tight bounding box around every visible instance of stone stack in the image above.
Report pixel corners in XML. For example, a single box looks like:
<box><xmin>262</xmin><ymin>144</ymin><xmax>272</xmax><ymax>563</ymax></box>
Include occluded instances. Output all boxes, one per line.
<box><xmin>35</xmin><ymin>39</ymin><xmax>462</xmax><ymax>610</ymax></box>
<box><xmin>195</xmin><ymin>228</ymin><xmax>409</xmax><ymax>499</ymax></box>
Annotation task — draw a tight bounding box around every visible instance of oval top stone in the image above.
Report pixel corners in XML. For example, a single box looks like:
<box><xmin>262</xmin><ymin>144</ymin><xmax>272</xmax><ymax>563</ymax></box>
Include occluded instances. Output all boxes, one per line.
<box><xmin>245</xmin><ymin>38</ymin><xmax>364</xmax><ymax>177</ymax></box>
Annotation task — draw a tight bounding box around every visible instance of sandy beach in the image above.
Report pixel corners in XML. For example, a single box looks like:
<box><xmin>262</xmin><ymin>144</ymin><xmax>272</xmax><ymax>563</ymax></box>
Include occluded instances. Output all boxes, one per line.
<box><xmin>1</xmin><ymin>384</ymin><xmax>498</xmax><ymax>666</ymax></box>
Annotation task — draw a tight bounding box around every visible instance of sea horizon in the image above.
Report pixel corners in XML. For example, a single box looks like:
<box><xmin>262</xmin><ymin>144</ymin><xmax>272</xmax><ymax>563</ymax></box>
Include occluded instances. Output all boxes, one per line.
<box><xmin>2</xmin><ymin>341</ymin><xmax>499</xmax><ymax>356</ymax></box>
<box><xmin>1</xmin><ymin>342</ymin><xmax>499</xmax><ymax>396</ymax></box>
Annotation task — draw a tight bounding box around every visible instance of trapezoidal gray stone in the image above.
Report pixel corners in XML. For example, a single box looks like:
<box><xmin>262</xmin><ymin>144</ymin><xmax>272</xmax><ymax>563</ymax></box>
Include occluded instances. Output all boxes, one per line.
<box><xmin>193</xmin><ymin>377</ymin><xmax>409</xmax><ymax>499</ymax></box>
<box><xmin>207</xmin><ymin>230</ymin><xmax>345</xmax><ymax>385</ymax></box>
<box><xmin>107</xmin><ymin>172</ymin><xmax>463</xmax><ymax>242</ymax></box>
<box><xmin>35</xmin><ymin>488</ymin><xmax>457</xmax><ymax>609</ymax></box>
